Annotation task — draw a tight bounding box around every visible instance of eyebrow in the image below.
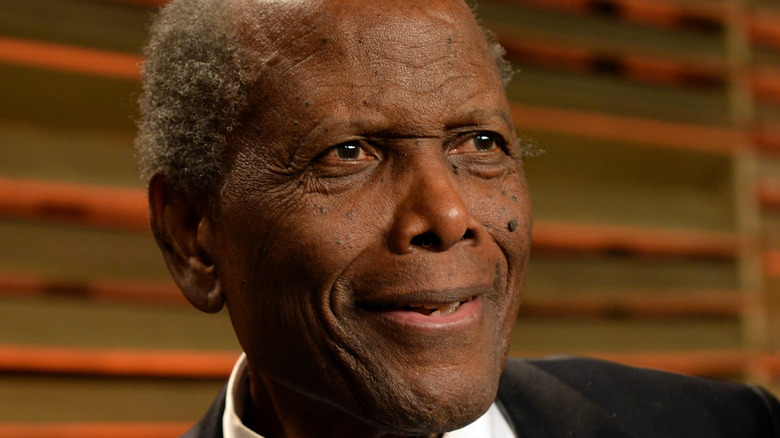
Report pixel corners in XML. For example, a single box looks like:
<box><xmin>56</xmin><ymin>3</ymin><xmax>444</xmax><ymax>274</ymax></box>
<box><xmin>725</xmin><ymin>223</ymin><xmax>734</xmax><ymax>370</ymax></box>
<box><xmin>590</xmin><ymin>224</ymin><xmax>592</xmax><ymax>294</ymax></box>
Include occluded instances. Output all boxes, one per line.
<box><xmin>444</xmin><ymin>108</ymin><xmax>514</xmax><ymax>131</ymax></box>
<box><xmin>302</xmin><ymin>108</ymin><xmax>514</xmax><ymax>143</ymax></box>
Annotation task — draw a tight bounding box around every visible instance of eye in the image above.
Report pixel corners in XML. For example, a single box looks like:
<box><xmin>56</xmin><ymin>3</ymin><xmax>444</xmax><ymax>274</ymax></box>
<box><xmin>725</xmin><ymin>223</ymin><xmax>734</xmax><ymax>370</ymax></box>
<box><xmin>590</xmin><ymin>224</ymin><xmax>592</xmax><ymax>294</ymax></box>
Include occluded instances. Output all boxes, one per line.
<box><xmin>333</xmin><ymin>142</ymin><xmax>363</xmax><ymax>160</ymax></box>
<box><xmin>323</xmin><ymin>141</ymin><xmax>375</xmax><ymax>162</ymax></box>
<box><xmin>473</xmin><ymin>132</ymin><xmax>498</xmax><ymax>151</ymax></box>
<box><xmin>314</xmin><ymin>141</ymin><xmax>378</xmax><ymax>173</ymax></box>
<box><xmin>450</xmin><ymin>131</ymin><xmax>505</xmax><ymax>155</ymax></box>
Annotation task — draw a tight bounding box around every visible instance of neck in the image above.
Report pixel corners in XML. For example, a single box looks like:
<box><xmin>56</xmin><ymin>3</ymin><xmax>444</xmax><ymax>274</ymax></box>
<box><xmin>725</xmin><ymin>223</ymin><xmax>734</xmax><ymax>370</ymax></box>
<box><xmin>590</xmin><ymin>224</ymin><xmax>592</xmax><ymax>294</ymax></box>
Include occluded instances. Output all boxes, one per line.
<box><xmin>244</xmin><ymin>371</ymin><xmax>441</xmax><ymax>438</ymax></box>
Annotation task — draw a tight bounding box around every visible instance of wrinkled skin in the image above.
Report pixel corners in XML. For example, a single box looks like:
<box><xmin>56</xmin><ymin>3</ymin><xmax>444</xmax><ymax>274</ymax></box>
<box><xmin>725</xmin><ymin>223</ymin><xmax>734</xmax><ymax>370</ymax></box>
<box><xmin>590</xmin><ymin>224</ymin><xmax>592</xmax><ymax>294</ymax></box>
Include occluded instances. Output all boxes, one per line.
<box><xmin>149</xmin><ymin>0</ymin><xmax>532</xmax><ymax>437</ymax></box>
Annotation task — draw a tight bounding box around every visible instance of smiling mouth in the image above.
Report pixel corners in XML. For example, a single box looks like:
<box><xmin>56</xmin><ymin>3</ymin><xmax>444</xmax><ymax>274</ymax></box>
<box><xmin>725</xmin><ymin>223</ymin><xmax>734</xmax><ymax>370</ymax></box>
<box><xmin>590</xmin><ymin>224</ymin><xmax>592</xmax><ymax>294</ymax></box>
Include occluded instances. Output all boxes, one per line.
<box><xmin>359</xmin><ymin>295</ymin><xmax>478</xmax><ymax>317</ymax></box>
<box><xmin>389</xmin><ymin>298</ymin><xmax>474</xmax><ymax>316</ymax></box>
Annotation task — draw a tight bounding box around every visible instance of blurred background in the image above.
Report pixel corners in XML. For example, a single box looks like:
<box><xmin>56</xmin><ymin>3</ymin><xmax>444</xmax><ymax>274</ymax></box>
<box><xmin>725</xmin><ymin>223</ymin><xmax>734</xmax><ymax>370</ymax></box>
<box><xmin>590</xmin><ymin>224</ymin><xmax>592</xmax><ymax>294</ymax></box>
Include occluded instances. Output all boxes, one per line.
<box><xmin>1</xmin><ymin>0</ymin><xmax>780</xmax><ymax>436</ymax></box>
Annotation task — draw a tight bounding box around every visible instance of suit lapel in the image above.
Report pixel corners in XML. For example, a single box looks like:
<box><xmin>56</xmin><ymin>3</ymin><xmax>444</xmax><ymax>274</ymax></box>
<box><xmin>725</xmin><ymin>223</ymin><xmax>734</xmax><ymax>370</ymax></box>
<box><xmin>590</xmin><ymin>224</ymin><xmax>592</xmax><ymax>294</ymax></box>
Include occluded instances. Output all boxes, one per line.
<box><xmin>497</xmin><ymin>358</ymin><xmax>637</xmax><ymax>438</ymax></box>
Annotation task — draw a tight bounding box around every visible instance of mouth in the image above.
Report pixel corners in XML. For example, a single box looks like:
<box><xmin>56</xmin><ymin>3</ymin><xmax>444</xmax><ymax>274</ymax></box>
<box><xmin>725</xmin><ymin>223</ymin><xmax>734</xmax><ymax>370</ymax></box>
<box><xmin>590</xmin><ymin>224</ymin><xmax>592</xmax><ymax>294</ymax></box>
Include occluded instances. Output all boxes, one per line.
<box><xmin>355</xmin><ymin>287</ymin><xmax>487</xmax><ymax>331</ymax></box>
<box><xmin>378</xmin><ymin>297</ymin><xmax>475</xmax><ymax>316</ymax></box>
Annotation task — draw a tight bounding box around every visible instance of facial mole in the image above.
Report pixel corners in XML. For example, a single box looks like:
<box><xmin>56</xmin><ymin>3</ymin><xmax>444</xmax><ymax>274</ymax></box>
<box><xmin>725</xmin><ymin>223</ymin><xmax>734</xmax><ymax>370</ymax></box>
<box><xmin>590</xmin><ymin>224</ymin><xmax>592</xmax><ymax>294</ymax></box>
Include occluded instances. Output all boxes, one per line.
<box><xmin>452</xmin><ymin>165</ymin><xmax>459</xmax><ymax>175</ymax></box>
<box><xmin>512</xmin><ymin>196</ymin><xmax>518</xmax><ymax>203</ymax></box>
<box><xmin>346</xmin><ymin>212</ymin><xmax>354</xmax><ymax>220</ymax></box>
<box><xmin>321</xmin><ymin>38</ymin><xmax>328</xmax><ymax>44</ymax></box>
<box><xmin>507</xmin><ymin>219</ymin><xmax>518</xmax><ymax>232</ymax></box>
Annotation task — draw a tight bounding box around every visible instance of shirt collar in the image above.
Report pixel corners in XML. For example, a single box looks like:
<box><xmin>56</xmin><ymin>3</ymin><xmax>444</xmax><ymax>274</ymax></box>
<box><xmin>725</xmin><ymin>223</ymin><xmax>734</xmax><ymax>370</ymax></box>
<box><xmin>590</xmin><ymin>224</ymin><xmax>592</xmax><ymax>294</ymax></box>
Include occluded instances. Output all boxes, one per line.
<box><xmin>223</xmin><ymin>353</ymin><xmax>516</xmax><ymax>438</ymax></box>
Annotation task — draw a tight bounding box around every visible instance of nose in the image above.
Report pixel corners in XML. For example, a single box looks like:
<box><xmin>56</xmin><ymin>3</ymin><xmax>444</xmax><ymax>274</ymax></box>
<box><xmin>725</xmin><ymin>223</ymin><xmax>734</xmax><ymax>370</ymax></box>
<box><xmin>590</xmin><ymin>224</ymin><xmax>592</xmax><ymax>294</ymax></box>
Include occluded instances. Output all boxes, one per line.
<box><xmin>387</xmin><ymin>160</ymin><xmax>484</xmax><ymax>254</ymax></box>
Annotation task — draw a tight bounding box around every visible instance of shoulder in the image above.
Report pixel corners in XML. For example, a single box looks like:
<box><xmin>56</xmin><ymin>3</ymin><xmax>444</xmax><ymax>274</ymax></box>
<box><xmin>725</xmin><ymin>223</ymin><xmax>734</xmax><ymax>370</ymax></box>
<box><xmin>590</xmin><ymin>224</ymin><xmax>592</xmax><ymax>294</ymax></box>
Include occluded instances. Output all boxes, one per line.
<box><xmin>497</xmin><ymin>356</ymin><xmax>780</xmax><ymax>438</ymax></box>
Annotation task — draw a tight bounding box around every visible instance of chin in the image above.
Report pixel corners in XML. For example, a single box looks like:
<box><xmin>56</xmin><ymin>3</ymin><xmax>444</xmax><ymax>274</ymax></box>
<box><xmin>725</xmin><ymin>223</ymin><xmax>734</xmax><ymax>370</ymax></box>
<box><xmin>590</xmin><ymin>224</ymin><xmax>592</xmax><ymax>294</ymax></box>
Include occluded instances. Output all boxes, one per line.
<box><xmin>367</xmin><ymin>388</ymin><xmax>496</xmax><ymax>436</ymax></box>
<box><xmin>348</xmin><ymin>353</ymin><xmax>504</xmax><ymax>436</ymax></box>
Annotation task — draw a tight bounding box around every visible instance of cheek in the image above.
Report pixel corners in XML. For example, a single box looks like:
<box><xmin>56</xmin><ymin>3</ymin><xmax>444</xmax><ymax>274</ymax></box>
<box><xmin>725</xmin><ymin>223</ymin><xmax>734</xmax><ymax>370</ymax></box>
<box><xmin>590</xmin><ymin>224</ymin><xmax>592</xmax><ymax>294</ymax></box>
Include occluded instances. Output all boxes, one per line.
<box><xmin>224</xmin><ymin>194</ymin><xmax>384</xmax><ymax>300</ymax></box>
<box><xmin>465</xmin><ymin>172</ymin><xmax>532</xmax><ymax>248</ymax></box>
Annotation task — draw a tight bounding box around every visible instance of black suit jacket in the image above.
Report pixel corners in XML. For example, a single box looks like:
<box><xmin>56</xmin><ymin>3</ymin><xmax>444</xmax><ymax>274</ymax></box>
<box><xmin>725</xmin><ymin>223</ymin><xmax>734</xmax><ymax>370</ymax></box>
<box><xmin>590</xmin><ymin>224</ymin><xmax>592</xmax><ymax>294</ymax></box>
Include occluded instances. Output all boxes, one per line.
<box><xmin>182</xmin><ymin>356</ymin><xmax>780</xmax><ymax>437</ymax></box>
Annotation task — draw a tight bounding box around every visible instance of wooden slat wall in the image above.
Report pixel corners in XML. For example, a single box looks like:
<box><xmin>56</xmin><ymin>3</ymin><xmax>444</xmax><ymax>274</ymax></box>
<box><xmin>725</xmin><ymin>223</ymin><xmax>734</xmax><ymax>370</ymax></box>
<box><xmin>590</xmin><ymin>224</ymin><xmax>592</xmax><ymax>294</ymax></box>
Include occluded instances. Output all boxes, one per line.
<box><xmin>2</xmin><ymin>0</ymin><xmax>780</xmax><ymax>433</ymax></box>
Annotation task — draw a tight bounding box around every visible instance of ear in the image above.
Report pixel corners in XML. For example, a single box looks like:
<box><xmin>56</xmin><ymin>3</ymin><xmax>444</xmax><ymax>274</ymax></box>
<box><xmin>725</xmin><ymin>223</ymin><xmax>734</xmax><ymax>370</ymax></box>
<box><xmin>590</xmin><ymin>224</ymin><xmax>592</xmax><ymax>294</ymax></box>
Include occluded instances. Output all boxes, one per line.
<box><xmin>148</xmin><ymin>173</ymin><xmax>224</xmax><ymax>313</ymax></box>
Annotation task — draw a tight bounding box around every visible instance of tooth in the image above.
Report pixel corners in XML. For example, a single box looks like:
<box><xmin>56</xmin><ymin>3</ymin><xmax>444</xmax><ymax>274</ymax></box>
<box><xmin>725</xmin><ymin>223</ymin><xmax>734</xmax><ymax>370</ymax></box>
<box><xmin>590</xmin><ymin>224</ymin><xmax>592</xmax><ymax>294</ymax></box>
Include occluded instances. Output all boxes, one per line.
<box><xmin>423</xmin><ymin>303</ymin><xmax>438</xmax><ymax>310</ymax></box>
<box><xmin>438</xmin><ymin>302</ymin><xmax>460</xmax><ymax>315</ymax></box>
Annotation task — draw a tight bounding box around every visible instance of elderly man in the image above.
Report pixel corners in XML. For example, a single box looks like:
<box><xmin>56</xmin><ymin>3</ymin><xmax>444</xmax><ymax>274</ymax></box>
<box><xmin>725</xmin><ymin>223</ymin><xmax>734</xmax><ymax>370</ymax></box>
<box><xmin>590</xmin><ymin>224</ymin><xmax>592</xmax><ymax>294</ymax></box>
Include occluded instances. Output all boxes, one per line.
<box><xmin>136</xmin><ymin>0</ymin><xmax>780</xmax><ymax>437</ymax></box>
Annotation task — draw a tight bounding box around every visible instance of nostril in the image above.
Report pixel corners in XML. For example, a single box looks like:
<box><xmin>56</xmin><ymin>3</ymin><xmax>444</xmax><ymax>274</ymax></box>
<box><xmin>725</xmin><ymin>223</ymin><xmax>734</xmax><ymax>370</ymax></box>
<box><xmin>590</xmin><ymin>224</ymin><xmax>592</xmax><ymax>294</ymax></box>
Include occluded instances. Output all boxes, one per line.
<box><xmin>461</xmin><ymin>229</ymin><xmax>475</xmax><ymax>241</ymax></box>
<box><xmin>411</xmin><ymin>232</ymin><xmax>440</xmax><ymax>249</ymax></box>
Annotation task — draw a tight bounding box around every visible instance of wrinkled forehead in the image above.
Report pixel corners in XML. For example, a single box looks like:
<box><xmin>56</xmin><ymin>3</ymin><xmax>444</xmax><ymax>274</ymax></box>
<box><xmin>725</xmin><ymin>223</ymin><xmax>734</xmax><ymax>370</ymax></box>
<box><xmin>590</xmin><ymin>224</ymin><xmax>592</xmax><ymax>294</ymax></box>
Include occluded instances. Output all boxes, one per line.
<box><xmin>232</xmin><ymin>0</ymin><xmax>494</xmax><ymax>78</ymax></box>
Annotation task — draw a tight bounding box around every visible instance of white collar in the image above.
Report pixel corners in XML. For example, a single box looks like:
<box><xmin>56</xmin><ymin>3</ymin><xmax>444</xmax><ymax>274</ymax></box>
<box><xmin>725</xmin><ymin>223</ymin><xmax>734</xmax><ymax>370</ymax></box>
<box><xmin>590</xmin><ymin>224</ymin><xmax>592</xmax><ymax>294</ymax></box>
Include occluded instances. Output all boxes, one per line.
<box><xmin>223</xmin><ymin>353</ymin><xmax>516</xmax><ymax>438</ymax></box>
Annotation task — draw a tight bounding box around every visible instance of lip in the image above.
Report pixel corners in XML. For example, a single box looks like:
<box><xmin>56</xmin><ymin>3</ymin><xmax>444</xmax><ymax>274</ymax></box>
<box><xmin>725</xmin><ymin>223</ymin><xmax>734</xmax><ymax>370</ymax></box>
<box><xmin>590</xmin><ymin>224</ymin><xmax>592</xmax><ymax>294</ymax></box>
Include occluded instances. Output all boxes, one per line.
<box><xmin>355</xmin><ymin>286</ymin><xmax>488</xmax><ymax>333</ymax></box>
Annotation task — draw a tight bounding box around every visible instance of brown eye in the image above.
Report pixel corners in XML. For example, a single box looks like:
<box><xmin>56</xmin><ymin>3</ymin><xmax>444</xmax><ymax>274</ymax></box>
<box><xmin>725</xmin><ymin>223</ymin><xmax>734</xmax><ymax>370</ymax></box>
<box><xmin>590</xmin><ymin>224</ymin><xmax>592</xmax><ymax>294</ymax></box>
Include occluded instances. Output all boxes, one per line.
<box><xmin>450</xmin><ymin>131</ymin><xmax>505</xmax><ymax>155</ymax></box>
<box><xmin>334</xmin><ymin>142</ymin><xmax>363</xmax><ymax>160</ymax></box>
<box><xmin>473</xmin><ymin>133</ymin><xmax>497</xmax><ymax>151</ymax></box>
<box><xmin>319</xmin><ymin>141</ymin><xmax>376</xmax><ymax>165</ymax></box>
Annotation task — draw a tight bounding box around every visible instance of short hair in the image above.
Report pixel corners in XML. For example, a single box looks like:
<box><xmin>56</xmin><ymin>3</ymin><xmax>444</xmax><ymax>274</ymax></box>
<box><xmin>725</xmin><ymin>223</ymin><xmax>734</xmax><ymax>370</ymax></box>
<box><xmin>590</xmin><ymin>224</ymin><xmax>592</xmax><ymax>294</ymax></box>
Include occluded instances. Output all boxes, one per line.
<box><xmin>135</xmin><ymin>0</ymin><xmax>514</xmax><ymax>197</ymax></box>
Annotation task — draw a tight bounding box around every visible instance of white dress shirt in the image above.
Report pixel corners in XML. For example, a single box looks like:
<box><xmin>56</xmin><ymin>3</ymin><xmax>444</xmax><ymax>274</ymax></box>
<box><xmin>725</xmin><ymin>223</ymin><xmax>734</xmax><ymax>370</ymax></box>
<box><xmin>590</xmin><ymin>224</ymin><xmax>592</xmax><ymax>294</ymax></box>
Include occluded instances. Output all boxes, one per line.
<box><xmin>223</xmin><ymin>353</ymin><xmax>517</xmax><ymax>438</ymax></box>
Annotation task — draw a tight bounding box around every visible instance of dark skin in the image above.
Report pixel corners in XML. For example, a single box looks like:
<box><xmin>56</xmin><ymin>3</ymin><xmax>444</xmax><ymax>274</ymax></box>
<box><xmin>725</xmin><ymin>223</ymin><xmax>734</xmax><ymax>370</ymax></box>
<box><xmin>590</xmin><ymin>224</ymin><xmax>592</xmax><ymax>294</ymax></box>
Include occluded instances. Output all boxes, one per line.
<box><xmin>149</xmin><ymin>0</ymin><xmax>532</xmax><ymax>437</ymax></box>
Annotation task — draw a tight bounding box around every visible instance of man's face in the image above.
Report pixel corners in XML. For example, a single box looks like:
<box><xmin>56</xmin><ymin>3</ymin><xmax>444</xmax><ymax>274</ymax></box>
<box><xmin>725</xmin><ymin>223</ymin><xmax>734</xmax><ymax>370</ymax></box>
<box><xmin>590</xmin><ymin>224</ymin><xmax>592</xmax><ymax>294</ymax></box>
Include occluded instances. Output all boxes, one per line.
<box><xmin>211</xmin><ymin>0</ymin><xmax>531</xmax><ymax>434</ymax></box>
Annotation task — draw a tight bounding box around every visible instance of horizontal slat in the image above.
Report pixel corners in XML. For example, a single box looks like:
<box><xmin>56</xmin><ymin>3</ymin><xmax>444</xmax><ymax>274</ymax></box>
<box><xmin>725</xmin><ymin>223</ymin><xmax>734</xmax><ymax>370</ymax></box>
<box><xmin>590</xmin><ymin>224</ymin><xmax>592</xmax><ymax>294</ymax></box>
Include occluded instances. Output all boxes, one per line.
<box><xmin>501</xmin><ymin>34</ymin><xmax>780</xmax><ymax>104</ymax></box>
<box><xmin>757</xmin><ymin>178</ymin><xmax>780</xmax><ymax>212</ymax></box>
<box><xmin>533</xmin><ymin>221</ymin><xmax>738</xmax><ymax>258</ymax></box>
<box><xmin>584</xmin><ymin>349</ymin><xmax>753</xmax><ymax>378</ymax></box>
<box><xmin>0</xmin><ymin>177</ymin><xmax>148</xmax><ymax>232</ymax></box>
<box><xmin>749</xmin><ymin>8</ymin><xmax>780</xmax><ymax>52</ymax></box>
<box><xmin>520</xmin><ymin>290</ymin><xmax>743</xmax><ymax>319</ymax></box>
<box><xmin>499</xmin><ymin>33</ymin><xmax>727</xmax><ymax>89</ymax></box>
<box><xmin>0</xmin><ymin>422</ymin><xmax>190</xmax><ymax>438</ymax></box>
<box><xmin>2</xmin><ymin>344</ymin><xmax>777</xmax><ymax>380</ymax></box>
<box><xmin>510</xmin><ymin>104</ymin><xmax>744</xmax><ymax>154</ymax></box>
<box><xmin>0</xmin><ymin>345</ymin><xmax>237</xmax><ymax>379</ymax></box>
<box><xmin>754</xmin><ymin>126</ymin><xmax>780</xmax><ymax>156</ymax></box>
<box><xmin>494</xmin><ymin>0</ymin><xmax>724</xmax><ymax>33</ymax></box>
<box><xmin>763</xmin><ymin>250</ymin><xmax>780</xmax><ymax>278</ymax></box>
<box><xmin>0</xmin><ymin>36</ymin><xmax>140</xmax><ymax>80</ymax></box>
<box><xmin>752</xmin><ymin>68</ymin><xmax>780</xmax><ymax>104</ymax></box>
<box><xmin>494</xmin><ymin>0</ymin><xmax>780</xmax><ymax>54</ymax></box>
<box><xmin>0</xmin><ymin>272</ymin><xmax>184</xmax><ymax>306</ymax></box>
<box><xmin>758</xmin><ymin>354</ymin><xmax>780</xmax><ymax>382</ymax></box>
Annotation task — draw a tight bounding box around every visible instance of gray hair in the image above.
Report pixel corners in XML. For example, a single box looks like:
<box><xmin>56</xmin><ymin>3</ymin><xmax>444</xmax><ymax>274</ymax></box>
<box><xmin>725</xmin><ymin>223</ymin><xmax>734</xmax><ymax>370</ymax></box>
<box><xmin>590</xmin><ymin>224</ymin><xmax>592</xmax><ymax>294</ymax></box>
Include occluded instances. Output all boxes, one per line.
<box><xmin>135</xmin><ymin>0</ymin><xmax>514</xmax><ymax>197</ymax></box>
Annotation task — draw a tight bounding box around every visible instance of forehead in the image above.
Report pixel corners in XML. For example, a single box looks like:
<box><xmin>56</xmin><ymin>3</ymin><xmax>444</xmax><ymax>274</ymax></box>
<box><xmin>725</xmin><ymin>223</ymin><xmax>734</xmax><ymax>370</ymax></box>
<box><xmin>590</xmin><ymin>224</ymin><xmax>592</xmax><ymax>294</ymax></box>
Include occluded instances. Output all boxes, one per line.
<box><xmin>234</xmin><ymin>0</ymin><xmax>507</xmax><ymax>135</ymax></box>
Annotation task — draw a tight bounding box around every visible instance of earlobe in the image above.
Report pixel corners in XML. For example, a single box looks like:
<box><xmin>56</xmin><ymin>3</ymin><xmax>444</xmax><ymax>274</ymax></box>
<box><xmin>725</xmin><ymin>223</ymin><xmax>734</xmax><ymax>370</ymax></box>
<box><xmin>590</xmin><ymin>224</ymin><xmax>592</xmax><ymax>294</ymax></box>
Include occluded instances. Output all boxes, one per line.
<box><xmin>148</xmin><ymin>174</ymin><xmax>224</xmax><ymax>313</ymax></box>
